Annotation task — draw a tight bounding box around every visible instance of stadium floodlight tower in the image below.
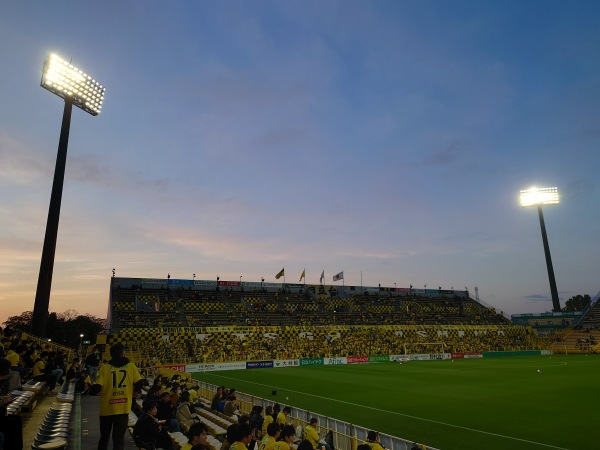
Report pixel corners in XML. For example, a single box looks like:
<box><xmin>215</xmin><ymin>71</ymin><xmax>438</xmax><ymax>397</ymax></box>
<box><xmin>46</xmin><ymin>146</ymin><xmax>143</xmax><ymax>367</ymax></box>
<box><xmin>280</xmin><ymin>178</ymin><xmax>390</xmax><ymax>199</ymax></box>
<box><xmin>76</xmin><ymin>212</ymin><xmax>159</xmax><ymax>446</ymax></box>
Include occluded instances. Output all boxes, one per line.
<box><xmin>519</xmin><ymin>186</ymin><xmax>561</xmax><ymax>312</ymax></box>
<box><xmin>31</xmin><ymin>53</ymin><xmax>105</xmax><ymax>337</ymax></box>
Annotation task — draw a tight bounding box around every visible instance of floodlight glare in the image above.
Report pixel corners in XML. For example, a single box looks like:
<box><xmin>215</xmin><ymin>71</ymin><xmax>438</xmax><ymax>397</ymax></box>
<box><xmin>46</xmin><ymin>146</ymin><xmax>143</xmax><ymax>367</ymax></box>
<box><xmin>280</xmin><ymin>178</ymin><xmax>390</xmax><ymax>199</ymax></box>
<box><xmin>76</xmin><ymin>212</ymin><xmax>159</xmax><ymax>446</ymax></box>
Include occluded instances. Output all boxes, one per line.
<box><xmin>41</xmin><ymin>53</ymin><xmax>105</xmax><ymax>116</ymax></box>
<box><xmin>520</xmin><ymin>186</ymin><xmax>559</xmax><ymax>207</ymax></box>
<box><xmin>519</xmin><ymin>185</ymin><xmax>561</xmax><ymax>312</ymax></box>
<box><xmin>32</xmin><ymin>53</ymin><xmax>105</xmax><ymax>338</ymax></box>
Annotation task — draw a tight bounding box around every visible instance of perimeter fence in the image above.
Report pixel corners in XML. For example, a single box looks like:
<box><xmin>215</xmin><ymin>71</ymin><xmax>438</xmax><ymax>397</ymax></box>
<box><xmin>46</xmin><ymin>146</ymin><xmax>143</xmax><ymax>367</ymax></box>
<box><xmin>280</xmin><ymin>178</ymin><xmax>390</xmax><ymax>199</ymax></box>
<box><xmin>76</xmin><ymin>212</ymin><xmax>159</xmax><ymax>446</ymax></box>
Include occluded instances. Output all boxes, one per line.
<box><xmin>193</xmin><ymin>379</ymin><xmax>438</xmax><ymax>450</ymax></box>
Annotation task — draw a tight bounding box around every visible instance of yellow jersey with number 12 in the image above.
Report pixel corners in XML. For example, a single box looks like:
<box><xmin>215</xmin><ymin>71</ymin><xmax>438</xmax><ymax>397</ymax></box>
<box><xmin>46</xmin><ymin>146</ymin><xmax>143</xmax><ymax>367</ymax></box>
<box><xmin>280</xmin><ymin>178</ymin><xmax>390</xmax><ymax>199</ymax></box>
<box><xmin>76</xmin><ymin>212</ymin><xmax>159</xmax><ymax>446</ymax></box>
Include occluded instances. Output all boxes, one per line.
<box><xmin>96</xmin><ymin>361</ymin><xmax>142</xmax><ymax>416</ymax></box>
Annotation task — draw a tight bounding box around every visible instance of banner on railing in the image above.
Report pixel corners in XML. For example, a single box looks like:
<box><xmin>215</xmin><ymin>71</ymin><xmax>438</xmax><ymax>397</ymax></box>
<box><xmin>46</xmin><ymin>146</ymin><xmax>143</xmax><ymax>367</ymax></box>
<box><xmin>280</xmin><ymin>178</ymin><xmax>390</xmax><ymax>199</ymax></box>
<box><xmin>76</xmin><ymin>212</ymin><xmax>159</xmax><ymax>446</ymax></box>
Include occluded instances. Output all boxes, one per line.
<box><xmin>247</xmin><ymin>361</ymin><xmax>274</xmax><ymax>369</ymax></box>
<box><xmin>299</xmin><ymin>358</ymin><xmax>324</xmax><ymax>366</ymax></box>
<box><xmin>324</xmin><ymin>357</ymin><xmax>347</xmax><ymax>365</ymax></box>
<box><xmin>186</xmin><ymin>362</ymin><xmax>246</xmax><ymax>372</ymax></box>
<box><xmin>274</xmin><ymin>359</ymin><xmax>300</xmax><ymax>368</ymax></box>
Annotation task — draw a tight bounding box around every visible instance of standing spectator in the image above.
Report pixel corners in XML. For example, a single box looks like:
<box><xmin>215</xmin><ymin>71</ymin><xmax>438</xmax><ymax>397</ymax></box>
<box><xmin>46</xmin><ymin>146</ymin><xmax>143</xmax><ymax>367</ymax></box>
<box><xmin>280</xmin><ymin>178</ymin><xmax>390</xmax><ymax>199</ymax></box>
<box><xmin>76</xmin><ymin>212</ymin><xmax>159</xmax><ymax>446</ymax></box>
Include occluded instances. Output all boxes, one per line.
<box><xmin>86</xmin><ymin>345</ymin><xmax>102</xmax><ymax>383</ymax></box>
<box><xmin>91</xmin><ymin>343</ymin><xmax>144</xmax><ymax>450</ymax></box>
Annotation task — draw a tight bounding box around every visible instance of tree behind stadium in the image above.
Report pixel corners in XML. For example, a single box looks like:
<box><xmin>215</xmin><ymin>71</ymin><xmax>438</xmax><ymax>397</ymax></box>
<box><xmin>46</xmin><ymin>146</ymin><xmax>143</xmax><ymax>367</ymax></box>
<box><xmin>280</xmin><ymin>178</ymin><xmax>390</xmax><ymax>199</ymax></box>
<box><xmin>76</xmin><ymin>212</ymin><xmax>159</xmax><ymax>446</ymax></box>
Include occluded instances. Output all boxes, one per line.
<box><xmin>3</xmin><ymin>310</ymin><xmax>105</xmax><ymax>348</ymax></box>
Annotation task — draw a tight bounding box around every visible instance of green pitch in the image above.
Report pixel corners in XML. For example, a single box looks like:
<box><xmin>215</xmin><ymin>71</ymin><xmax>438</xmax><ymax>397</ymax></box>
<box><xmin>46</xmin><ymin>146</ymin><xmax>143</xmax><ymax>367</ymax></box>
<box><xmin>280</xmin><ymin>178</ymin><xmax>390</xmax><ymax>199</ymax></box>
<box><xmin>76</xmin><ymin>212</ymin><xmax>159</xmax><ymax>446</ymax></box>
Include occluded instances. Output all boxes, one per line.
<box><xmin>192</xmin><ymin>355</ymin><xmax>597</xmax><ymax>450</ymax></box>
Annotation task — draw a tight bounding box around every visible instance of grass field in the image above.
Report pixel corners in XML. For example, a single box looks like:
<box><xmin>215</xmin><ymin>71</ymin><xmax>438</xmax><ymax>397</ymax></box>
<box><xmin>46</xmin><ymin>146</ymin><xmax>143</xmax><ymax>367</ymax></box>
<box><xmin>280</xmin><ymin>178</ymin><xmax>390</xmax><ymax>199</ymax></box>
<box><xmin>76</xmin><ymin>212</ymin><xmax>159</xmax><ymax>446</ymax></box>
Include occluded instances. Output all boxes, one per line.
<box><xmin>192</xmin><ymin>355</ymin><xmax>597</xmax><ymax>450</ymax></box>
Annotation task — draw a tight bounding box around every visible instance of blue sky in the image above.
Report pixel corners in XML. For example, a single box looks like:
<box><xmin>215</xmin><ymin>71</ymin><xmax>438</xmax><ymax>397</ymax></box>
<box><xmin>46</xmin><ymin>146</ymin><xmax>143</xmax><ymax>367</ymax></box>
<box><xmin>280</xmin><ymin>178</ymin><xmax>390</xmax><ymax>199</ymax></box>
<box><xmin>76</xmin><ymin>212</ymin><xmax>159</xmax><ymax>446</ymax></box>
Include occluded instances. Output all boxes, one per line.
<box><xmin>1</xmin><ymin>1</ymin><xmax>599</xmax><ymax>324</ymax></box>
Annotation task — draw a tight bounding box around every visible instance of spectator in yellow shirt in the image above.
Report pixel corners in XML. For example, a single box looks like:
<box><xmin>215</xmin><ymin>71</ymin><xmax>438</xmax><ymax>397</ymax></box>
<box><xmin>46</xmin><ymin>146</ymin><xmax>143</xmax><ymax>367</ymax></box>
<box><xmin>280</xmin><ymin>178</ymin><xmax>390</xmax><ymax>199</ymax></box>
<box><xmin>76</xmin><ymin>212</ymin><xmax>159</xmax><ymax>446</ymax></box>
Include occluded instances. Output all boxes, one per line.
<box><xmin>180</xmin><ymin>422</ymin><xmax>209</xmax><ymax>450</ymax></box>
<box><xmin>303</xmin><ymin>417</ymin><xmax>330</xmax><ymax>450</ymax></box>
<box><xmin>259</xmin><ymin>422</ymin><xmax>280</xmax><ymax>450</ymax></box>
<box><xmin>273</xmin><ymin>425</ymin><xmax>296</xmax><ymax>450</ymax></box>
<box><xmin>366</xmin><ymin>431</ymin><xmax>385</xmax><ymax>450</ymax></box>
<box><xmin>276</xmin><ymin>406</ymin><xmax>291</xmax><ymax>426</ymax></box>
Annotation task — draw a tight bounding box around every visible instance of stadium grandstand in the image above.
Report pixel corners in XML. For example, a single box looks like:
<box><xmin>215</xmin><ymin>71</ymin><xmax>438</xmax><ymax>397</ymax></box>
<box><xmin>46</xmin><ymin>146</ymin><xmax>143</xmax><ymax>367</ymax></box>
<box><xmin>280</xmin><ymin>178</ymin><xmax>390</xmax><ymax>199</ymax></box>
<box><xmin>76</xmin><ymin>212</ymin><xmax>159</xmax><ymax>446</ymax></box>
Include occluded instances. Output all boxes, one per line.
<box><xmin>99</xmin><ymin>276</ymin><xmax>543</xmax><ymax>366</ymax></box>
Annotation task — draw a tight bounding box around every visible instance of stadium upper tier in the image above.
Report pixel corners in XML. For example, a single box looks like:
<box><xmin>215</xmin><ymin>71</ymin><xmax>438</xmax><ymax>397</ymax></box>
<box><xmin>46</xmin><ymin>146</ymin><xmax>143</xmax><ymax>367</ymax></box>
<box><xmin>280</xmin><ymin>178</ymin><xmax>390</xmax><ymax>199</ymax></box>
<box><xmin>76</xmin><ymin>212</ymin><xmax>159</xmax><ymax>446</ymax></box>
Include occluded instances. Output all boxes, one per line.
<box><xmin>107</xmin><ymin>276</ymin><xmax>508</xmax><ymax>332</ymax></box>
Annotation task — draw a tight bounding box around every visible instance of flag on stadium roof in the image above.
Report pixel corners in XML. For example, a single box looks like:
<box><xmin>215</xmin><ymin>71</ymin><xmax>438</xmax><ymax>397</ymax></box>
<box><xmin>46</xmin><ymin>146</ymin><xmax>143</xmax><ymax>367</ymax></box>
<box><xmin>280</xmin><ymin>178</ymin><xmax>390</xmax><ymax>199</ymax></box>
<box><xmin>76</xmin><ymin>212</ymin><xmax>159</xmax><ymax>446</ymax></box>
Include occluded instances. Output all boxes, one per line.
<box><xmin>333</xmin><ymin>271</ymin><xmax>343</xmax><ymax>281</ymax></box>
<box><xmin>299</xmin><ymin>269</ymin><xmax>305</xmax><ymax>282</ymax></box>
<box><xmin>275</xmin><ymin>268</ymin><xmax>285</xmax><ymax>279</ymax></box>
<box><xmin>320</xmin><ymin>270</ymin><xmax>324</xmax><ymax>283</ymax></box>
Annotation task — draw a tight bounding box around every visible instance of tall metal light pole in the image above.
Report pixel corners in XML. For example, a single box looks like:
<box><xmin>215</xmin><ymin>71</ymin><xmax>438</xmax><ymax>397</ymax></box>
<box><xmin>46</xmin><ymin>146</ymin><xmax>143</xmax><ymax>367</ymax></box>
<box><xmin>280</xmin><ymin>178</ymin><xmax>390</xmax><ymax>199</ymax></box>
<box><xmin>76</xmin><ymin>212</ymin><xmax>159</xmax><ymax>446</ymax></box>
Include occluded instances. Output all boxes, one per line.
<box><xmin>520</xmin><ymin>186</ymin><xmax>561</xmax><ymax>312</ymax></box>
<box><xmin>31</xmin><ymin>53</ymin><xmax>105</xmax><ymax>337</ymax></box>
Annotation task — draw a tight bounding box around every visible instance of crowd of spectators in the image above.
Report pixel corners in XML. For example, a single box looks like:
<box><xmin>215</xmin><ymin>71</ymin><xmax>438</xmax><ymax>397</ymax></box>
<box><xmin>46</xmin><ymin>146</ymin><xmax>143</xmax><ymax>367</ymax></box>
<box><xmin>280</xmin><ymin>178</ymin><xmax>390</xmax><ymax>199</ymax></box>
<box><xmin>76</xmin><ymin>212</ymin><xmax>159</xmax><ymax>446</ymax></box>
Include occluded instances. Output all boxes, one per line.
<box><xmin>0</xmin><ymin>327</ymin><xmax>91</xmax><ymax>449</ymax></box>
<box><xmin>111</xmin><ymin>286</ymin><xmax>509</xmax><ymax>330</ymax></box>
<box><xmin>112</xmin><ymin>322</ymin><xmax>542</xmax><ymax>365</ymax></box>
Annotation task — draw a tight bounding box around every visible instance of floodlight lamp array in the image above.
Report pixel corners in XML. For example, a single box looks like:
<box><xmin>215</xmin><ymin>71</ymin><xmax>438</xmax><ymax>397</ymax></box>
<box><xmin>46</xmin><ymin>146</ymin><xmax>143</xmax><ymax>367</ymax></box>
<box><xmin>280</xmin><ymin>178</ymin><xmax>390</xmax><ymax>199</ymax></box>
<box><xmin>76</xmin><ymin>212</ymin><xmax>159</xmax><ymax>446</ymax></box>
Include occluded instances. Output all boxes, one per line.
<box><xmin>519</xmin><ymin>186</ymin><xmax>559</xmax><ymax>207</ymax></box>
<box><xmin>41</xmin><ymin>53</ymin><xmax>105</xmax><ymax>116</ymax></box>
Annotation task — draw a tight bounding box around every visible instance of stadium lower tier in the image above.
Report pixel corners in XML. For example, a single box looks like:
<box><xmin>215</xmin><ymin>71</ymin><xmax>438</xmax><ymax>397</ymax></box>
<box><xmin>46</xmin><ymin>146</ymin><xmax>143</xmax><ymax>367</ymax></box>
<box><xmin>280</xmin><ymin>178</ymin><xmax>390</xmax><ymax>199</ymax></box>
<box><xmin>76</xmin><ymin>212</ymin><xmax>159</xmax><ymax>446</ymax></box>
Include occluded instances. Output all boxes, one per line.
<box><xmin>98</xmin><ymin>324</ymin><xmax>544</xmax><ymax>365</ymax></box>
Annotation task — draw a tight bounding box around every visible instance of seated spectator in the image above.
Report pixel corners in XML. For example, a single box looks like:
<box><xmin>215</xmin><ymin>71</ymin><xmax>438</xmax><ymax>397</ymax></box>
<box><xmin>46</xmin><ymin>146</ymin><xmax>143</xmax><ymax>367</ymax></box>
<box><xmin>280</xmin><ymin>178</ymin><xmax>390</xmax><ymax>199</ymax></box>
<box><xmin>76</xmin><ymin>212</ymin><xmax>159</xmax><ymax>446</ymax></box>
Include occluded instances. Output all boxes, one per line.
<box><xmin>262</xmin><ymin>406</ymin><xmax>274</xmax><ymax>436</ymax></box>
<box><xmin>211</xmin><ymin>386</ymin><xmax>224</xmax><ymax>410</ymax></box>
<box><xmin>177</xmin><ymin>391</ymin><xmax>199</xmax><ymax>431</ymax></box>
<box><xmin>157</xmin><ymin>391</ymin><xmax>181</xmax><ymax>432</ymax></box>
<box><xmin>188</xmin><ymin>384</ymin><xmax>203</xmax><ymax>408</ymax></box>
<box><xmin>46</xmin><ymin>351</ymin><xmax>64</xmax><ymax>384</ymax></box>
<box><xmin>5</xmin><ymin>345</ymin><xmax>28</xmax><ymax>379</ymax></box>
<box><xmin>220</xmin><ymin>424</ymin><xmax>238</xmax><ymax>450</ymax></box>
<box><xmin>132</xmin><ymin>400</ymin><xmax>174</xmax><ymax>450</ymax></box>
<box><xmin>181</xmin><ymin>421</ymin><xmax>209</xmax><ymax>450</ymax></box>
<box><xmin>170</xmin><ymin>383</ymin><xmax>181</xmax><ymax>406</ymax></box>
<box><xmin>0</xmin><ymin>359</ymin><xmax>21</xmax><ymax>392</ymax></box>
<box><xmin>223</xmin><ymin>395</ymin><xmax>239</xmax><ymax>417</ymax></box>
<box><xmin>65</xmin><ymin>358</ymin><xmax>81</xmax><ymax>381</ymax></box>
<box><xmin>303</xmin><ymin>417</ymin><xmax>330</xmax><ymax>450</ymax></box>
<box><xmin>273</xmin><ymin>425</ymin><xmax>296</xmax><ymax>450</ymax></box>
<box><xmin>229</xmin><ymin>423</ymin><xmax>254</xmax><ymax>450</ymax></box>
<box><xmin>131</xmin><ymin>388</ymin><xmax>144</xmax><ymax>419</ymax></box>
<box><xmin>237</xmin><ymin>415</ymin><xmax>258</xmax><ymax>450</ymax></box>
<box><xmin>32</xmin><ymin>351</ymin><xmax>57</xmax><ymax>394</ymax></box>
<box><xmin>259</xmin><ymin>422</ymin><xmax>280</xmax><ymax>450</ymax></box>
<box><xmin>366</xmin><ymin>431</ymin><xmax>385</xmax><ymax>450</ymax></box>
<box><xmin>249</xmin><ymin>405</ymin><xmax>264</xmax><ymax>437</ymax></box>
<box><xmin>276</xmin><ymin>406</ymin><xmax>291</xmax><ymax>426</ymax></box>
<box><xmin>297</xmin><ymin>441</ymin><xmax>314</xmax><ymax>450</ymax></box>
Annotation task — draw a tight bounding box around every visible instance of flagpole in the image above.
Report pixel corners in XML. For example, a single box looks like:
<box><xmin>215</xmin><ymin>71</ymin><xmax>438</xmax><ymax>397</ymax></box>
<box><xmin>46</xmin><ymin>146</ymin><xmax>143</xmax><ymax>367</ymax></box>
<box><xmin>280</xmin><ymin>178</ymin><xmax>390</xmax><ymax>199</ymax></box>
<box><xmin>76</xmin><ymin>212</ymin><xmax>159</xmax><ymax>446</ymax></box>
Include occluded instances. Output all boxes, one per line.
<box><xmin>360</xmin><ymin>271</ymin><xmax>363</xmax><ymax>294</ymax></box>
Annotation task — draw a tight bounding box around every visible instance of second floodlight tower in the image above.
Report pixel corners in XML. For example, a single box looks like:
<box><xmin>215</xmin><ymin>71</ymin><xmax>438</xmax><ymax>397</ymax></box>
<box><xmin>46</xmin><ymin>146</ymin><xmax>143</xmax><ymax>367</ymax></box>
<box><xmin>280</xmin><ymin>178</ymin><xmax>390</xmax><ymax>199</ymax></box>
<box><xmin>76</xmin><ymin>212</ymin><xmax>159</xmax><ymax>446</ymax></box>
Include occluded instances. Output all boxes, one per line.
<box><xmin>519</xmin><ymin>186</ymin><xmax>561</xmax><ymax>312</ymax></box>
<box><xmin>31</xmin><ymin>53</ymin><xmax>105</xmax><ymax>337</ymax></box>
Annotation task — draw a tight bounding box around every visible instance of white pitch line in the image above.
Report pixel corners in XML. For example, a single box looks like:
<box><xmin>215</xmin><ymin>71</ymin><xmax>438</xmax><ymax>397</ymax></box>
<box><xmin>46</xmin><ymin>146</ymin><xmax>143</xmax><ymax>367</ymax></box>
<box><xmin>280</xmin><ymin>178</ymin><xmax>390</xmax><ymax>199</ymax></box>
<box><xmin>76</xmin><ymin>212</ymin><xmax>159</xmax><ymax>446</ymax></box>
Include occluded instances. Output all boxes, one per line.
<box><xmin>204</xmin><ymin>372</ymin><xmax>571</xmax><ymax>450</ymax></box>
